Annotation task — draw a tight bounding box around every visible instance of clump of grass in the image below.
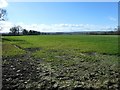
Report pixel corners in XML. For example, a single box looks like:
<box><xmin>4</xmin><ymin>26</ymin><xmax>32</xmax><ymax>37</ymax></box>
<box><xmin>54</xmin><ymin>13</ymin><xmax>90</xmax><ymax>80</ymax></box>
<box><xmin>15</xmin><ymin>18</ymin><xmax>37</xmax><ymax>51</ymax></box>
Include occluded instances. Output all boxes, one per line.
<box><xmin>2</xmin><ymin>43</ymin><xmax>25</xmax><ymax>57</ymax></box>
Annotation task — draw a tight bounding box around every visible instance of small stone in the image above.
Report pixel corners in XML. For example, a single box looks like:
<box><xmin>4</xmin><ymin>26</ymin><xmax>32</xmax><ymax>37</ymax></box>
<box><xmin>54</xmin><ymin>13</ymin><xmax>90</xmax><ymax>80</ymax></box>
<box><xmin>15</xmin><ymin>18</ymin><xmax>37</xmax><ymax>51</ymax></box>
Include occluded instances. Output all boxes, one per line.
<box><xmin>81</xmin><ymin>82</ymin><xmax>85</xmax><ymax>85</ymax></box>
<box><xmin>27</xmin><ymin>79</ymin><xmax>30</xmax><ymax>82</ymax></box>
<box><xmin>16</xmin><ymin>74</ymin><xmax>19</xmax><ymax>76</ymax></box>
<box><xmin>103</xmin><ymin>80</ymin><xmax>109</xmax><ymax>85</ymax></box>
<box><xmin>16</xmin><ymin>70</ymin><xmax>20</xmax><ymax>73</ymax></box>
<box><xmin>37</xmin><ymin>68</ymin><xmax>40</xmax><ymax>70</ymax></box>
<box><xmin>59</xmin><ymin>86</ymin><xmax>66</xmax><ymax>90</ymax></box>
<box><xmin>10</xmin><ymin>65</ymin><xmax>14</xmax><ymax>68</ymax></box>
<box><xmin>24</xmin><ymin>81</ymin><xmax>27</xmax><ymax>84</ymax></box>
<box><xmin>13</xmin><ymin>68</ymin><xmax>15</xmax><ymax>70</ymax></box>
<box><xmin>6</xmin><ymin>78</ymin><xmax>11</xmax><ymax>81</ymax></box>
<box><xmin>19</xmin><ymin>80</ymin><xmax>24</xmax><ymax>83</ymax></box>
<box><xmin>53</xmin><ymin>83</ymin><xmax>58</xmax><ymax>88</ymax></box>
<box><xmin>89</xmin><ymin>73</ymin><xmax>95</xmax><ymax>78</ymax></box>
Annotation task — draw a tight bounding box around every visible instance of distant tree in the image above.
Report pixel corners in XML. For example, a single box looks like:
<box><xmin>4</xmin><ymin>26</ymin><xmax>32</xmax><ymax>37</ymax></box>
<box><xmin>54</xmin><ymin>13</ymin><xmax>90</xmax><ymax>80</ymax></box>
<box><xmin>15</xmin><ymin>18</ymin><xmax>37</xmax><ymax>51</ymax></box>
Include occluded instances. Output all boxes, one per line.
<box><xmin>16</xmin><ymin>25</ymin><xmax>22</xmax><ymax>35</ymax></box>
<box><xmin>28</xmin><ymin>30</ymin><xmax>41</xmax><ymax>35</ymax></box>
<box><xmin>22</xmin><ymin>29</ymin><xmax>28</xmax><ymax>35</ymax></box>
<box><xmin>10</xmin><ymin>26</ymin><xmax>22</xmax><ymax>35</ymax></box>
<box><xmin>10</xmin><ymin>27</ymin><xmax>18</xmax><ymax>35</ymax></box>
<box><xmin>28</xmin><ymin>30</ymin><xmax>33</xmax><ymax>35</ymax></box>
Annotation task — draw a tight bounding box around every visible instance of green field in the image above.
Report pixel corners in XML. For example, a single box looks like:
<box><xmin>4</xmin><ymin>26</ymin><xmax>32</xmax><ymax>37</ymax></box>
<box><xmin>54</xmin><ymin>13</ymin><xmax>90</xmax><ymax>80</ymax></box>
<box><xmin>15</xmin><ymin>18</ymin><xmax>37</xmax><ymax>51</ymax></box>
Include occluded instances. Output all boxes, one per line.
<box><xmin>2</xmin><ymin>35</ymin><xmax>119</xmax><ymax>56</ymax></box>
<box><xmin>2</xmin><ymin>35</ymin><xmax>119</xmax><ymax>90</ymax></box>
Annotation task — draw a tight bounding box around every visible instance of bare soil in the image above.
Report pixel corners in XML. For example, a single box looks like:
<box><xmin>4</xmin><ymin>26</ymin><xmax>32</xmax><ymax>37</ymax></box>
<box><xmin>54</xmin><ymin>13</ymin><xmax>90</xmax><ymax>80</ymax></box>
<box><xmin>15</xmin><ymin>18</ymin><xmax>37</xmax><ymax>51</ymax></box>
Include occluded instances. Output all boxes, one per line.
<box><xmin>2</xmin><ymin>47</ymin><xmax>120</xmax><ymax>90</ymax></box>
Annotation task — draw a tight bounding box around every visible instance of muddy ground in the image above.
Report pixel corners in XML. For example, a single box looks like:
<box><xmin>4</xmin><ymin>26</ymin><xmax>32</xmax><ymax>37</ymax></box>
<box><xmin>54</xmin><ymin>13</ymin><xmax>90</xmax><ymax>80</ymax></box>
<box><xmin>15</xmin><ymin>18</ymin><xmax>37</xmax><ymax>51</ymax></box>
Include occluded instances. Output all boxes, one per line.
<box><xmin>2</xmin><ymin>47</ymin><xmax>120</xmax><ymax>90</ymax></box>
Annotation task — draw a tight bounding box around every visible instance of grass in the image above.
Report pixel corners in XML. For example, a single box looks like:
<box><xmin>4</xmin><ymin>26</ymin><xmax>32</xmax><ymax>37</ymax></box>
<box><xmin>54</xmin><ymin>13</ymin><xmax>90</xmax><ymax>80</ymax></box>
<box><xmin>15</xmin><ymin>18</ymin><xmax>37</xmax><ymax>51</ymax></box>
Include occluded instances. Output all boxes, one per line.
<box><xmin>2</xmin><ymin>35</ymin><xmax>119</xmax><ymax>64</ymax></box>
<box><xmin>2</xmin><ymin>35</ymin><xmax>118</xmax><ymax>56</ymax></box>
<box><xmin>2</xmin><ymin>43</ymin><xmax>25</xmax><ymax>57</ymax></box>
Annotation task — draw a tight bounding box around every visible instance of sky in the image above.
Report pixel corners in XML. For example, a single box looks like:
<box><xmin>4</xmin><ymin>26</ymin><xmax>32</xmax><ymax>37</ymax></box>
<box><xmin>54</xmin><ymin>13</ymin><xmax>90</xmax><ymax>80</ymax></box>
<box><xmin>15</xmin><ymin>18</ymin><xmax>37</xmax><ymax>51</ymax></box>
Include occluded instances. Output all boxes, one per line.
<box><xmin>0</xmin><ymin>0</ymin><xmax>118</xmax><ymax>33</ymax></box>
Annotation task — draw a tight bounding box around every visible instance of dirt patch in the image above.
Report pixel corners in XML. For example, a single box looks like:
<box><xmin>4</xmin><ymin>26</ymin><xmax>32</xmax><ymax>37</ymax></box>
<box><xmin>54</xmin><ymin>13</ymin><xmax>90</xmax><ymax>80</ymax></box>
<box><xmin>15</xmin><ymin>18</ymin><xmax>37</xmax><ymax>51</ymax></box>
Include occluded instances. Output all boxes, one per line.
<box><xmin>24</xmin><ymin>47</ymin><xmax>42</xmax><ymax>52</ymax></box>
<box><xmin>13</xmin><ymin>45</ymin><xmax>42</xmax><ymax>53</ymax></box>
<box><xmin>2</xmin><ymin>46</ymin><xmax>119</xmax><ymax>90</ymax></box>
<box><xmin>2</xmin><ymin>55</ymin><xmax>119</xmax><ymax>90</ymax></box>
<box><xmin>83</xmin><ymin>52</ymin><xmax>97</xmax><ymax>56</ymax></box>
<box><xmin>13</xmin><ymin>45</ymin><xmax>23</xmax><ymax>50</ymax></box>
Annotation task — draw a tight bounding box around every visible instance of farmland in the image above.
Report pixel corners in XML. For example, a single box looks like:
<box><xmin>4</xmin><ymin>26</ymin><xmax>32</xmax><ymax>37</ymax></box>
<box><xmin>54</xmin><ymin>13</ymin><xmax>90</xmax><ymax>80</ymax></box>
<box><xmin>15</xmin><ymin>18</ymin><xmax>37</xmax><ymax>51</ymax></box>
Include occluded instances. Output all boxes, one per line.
<box><xmin>2</xmin><ymin>35</ymin><xmax>119</xmax><ymax>90</ymax></box>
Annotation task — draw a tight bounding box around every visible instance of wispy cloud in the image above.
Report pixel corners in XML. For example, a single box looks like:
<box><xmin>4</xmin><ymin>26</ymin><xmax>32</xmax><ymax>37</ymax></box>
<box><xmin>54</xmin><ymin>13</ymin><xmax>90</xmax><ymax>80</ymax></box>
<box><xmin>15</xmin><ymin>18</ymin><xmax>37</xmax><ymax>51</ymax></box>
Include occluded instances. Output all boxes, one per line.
<box><xmin>0</xmin><ymin>0</ymin><xmax>8</xmax><ymax>8</ymax></box>
<box><xmin>0</xmin><ymin>22</ymin><xmax>116</xmax><ymax>33</ymax></box>
<box><xmin>109</xmin><ymin>16</ymin><xmax>117</xmax><ymax>22</ymax></box>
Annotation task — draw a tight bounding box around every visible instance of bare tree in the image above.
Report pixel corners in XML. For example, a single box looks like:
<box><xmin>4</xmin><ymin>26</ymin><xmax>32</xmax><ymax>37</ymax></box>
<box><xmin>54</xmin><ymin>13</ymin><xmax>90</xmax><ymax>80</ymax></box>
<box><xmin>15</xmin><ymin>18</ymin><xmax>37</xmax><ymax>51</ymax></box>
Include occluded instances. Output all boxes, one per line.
<box><xmin>10</xmin><ymin>26</ymin><xmax>23</xmax><ymax>35</ymax></box>
<box><xmin>17</xmin><ymin>25</ymin><xmax>23</xmax><ymax>35</ymax></box>
<box><xmin>0</xmin><ymin>8</ymin><xmax>7</xmax><ymax>21</ymax></box>
<box><xmin>10</xmin><ymin>26</ymin><xmax>18</xmax><ymax>35</ymax></box>
<box><xmin>0</xmin><ymin>8</ymin><xmax>7</xmax><ymax>31</ymax></box>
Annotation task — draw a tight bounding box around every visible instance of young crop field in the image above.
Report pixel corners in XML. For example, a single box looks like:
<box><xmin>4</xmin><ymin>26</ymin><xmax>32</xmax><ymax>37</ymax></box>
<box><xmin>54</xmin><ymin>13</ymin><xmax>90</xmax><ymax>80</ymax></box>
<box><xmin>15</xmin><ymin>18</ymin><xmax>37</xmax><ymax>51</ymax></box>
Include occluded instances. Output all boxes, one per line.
<box><xmin>2</xmin><ymin>35</ymin><xmax>120</xmax><ymax>90</ymax></box>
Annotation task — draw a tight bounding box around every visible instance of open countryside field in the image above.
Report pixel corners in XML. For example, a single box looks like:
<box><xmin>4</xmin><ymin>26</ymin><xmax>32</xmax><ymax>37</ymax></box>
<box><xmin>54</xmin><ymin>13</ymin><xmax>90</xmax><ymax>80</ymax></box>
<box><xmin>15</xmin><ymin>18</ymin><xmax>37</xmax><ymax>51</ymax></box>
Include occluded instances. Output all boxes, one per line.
<box><xmin>2</xmin><ymin>35</ymin><xmax>120</xmax><ymax>90</ymax></box>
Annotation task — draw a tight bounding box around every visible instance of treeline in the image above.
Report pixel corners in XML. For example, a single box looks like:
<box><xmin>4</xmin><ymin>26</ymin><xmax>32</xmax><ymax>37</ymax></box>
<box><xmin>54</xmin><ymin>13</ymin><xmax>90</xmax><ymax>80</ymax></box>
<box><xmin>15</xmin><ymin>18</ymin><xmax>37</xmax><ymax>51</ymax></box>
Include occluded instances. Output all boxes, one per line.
<box><xmin>83</xmin><ymin>31</ymin><xmax>120</xmax><ymax>35</ymax></box>
<box><xmin>2</xmin><ymin>30</ymin><xmax>51</xmax><ymax>36</ymax></box>
<box><xmin>2</xmin><ymin>26</ymin><xmax>51</xmax><ymax>36</ymax></box>
<box><xmin>2</xmin><ymin>26</ymin><xmax>120</xmax><ymax>36</ymax></box>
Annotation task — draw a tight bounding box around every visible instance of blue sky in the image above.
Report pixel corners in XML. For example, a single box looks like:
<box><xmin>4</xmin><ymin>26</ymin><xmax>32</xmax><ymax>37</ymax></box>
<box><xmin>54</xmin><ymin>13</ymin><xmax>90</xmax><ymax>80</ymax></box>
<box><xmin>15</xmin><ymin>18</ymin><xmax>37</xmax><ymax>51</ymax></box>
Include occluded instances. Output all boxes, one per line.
<box><xmin>1</xmin><ymin>1</ymin><xmax>118</xmax><ymax>32</ymax></box>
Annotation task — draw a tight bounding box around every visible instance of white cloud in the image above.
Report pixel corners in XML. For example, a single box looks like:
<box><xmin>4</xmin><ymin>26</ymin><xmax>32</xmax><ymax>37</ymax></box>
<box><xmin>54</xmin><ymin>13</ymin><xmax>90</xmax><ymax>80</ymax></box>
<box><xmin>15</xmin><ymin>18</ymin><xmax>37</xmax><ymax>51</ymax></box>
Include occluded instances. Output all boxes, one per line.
<box><xmin>0</xmin><ymin>22</ymin><xmax>116</xmax><ymax>33</ymax></box>
<box><xmin>0</xmin><ymin>0</ymin><xmax>8</xmax><ymax>8</ymax></box>
<box><xmin>109</xmin><ymin>16</ymin><xmax>117</xmax><ymax>22</ymax></box>
<box><xmin>0</xmin><ymin>21</ymin><xmax>14</xmax><ymax>33</ymax></box>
